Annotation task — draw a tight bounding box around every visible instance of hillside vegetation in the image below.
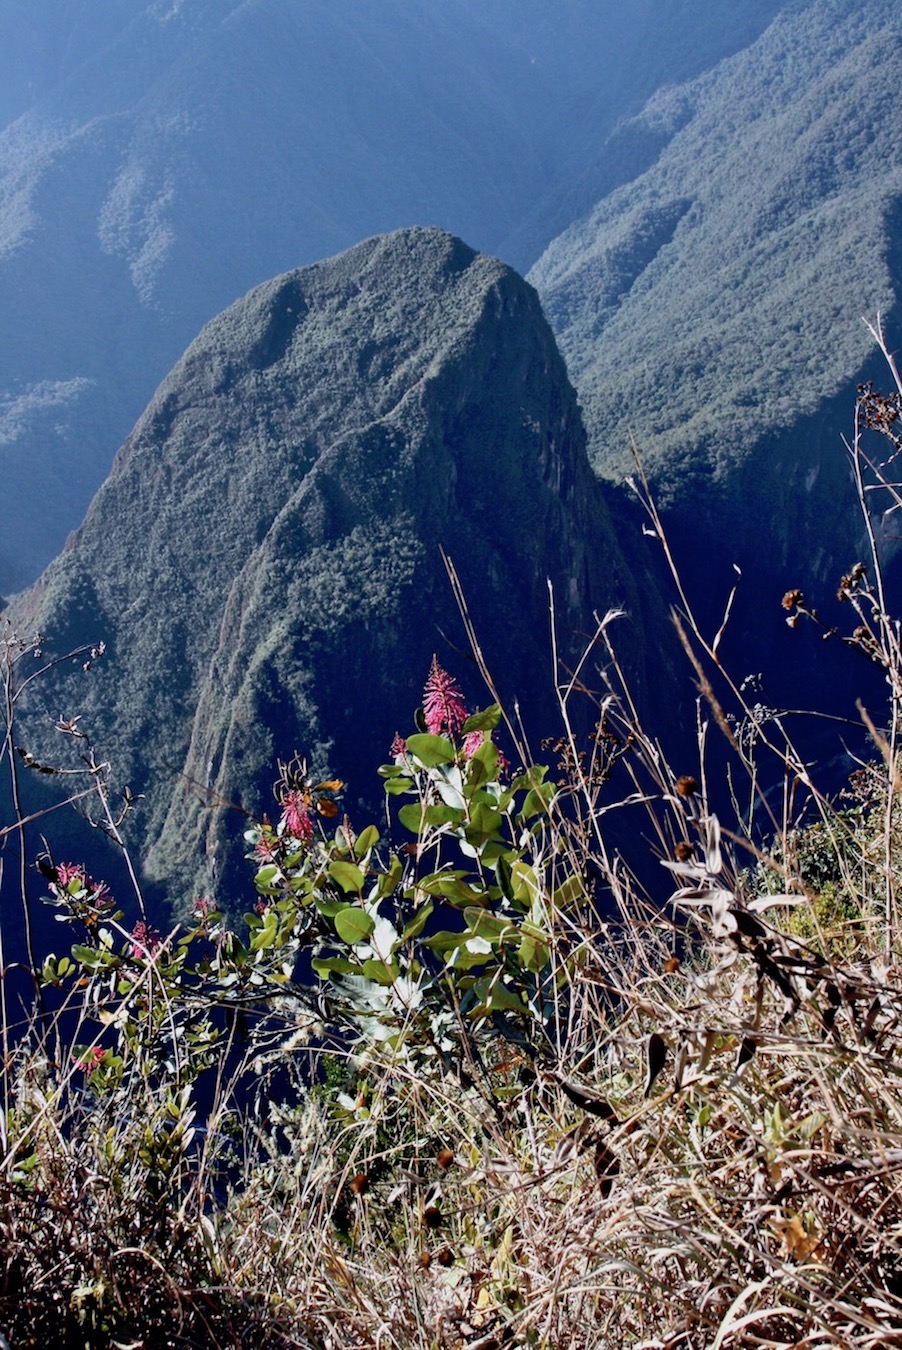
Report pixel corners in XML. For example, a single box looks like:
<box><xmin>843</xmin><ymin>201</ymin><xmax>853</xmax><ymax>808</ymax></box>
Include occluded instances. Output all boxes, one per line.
<box><xmin>531</xmin><ymin>0</ymin><xmax>902</xmax><ymax>582</ymax></box>
<box><xmin>4</xmin><ymin>228</ymin><xmax>660</xmax><ymax>924</ymax></box>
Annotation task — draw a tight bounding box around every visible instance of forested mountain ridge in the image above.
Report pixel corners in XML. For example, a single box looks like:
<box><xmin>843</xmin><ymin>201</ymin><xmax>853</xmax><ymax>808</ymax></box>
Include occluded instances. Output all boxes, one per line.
<box><xmin>0</xmin><ymin>0</ymin><xmax>787</xmax><ymax>594</ymax></box>
<box><xmin>7</xmin><ymin>227</ymin><xmax>658</xmax><ymax>910</ymax></box>
<box><xmin>531</xmin><ymin>0</ymin><xmax>902</xmax><ymax>588</ymax></box>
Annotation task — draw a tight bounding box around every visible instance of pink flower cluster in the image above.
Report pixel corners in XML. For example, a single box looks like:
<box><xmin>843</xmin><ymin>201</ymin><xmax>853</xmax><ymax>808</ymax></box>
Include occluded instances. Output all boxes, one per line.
<box><xmin>55</xmin><ymin>862</ymin><xmax>114</xmax><ymax>910</ymax></box>
<box><xmin>130</xmin><ymin>921</ymin><xmax>161</xmax><ymax>960</ymax></box>
<box><xmin>422</xmin><ymin>656</ymin><xmax>469</xmax><ymax>738</ymax></box>
<box><xmin>280</xmin><ymin>790</ymin><xmax>314</xmax><ymax>842</ymax></box>
<box><xmin>72</xmin><ymin>1046</ymin><xmax>105</xmax><ymax>1073</ymax></box>
<box><xmin>391</xmin><ymin>658</ymin><xmax>509</xmax><ymax>773</ymax></box>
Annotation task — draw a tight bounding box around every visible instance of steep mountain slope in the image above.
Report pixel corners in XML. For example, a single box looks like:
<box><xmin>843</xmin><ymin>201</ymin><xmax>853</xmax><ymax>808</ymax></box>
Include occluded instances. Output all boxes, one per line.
<box><xmin>531</xmin><ymin>0</ymin><xmax>902</xmax><ymax>590</ymax></box>
<box><xmin>7</xmin><ymin>228</ymin><xmax>655</xmax><ymax>909</ymax></box>
<box><xmin>0</xmin><ymin>0</ymin><xmax>787</xmax><ymax>594</ymax></box>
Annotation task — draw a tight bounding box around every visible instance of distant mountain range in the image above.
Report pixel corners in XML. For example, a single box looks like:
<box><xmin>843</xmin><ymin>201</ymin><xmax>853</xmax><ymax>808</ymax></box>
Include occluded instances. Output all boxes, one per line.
<box><xmin>0</xmin><ymin>0</ymin><xmax>785</xmax><ymax>593</ymax></box>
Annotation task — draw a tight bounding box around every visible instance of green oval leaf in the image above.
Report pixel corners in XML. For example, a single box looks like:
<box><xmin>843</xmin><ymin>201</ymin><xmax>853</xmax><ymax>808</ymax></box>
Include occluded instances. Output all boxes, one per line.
<box><xmin>406</xmin><ymin>733</ymin><xmax>455</xmax><ymax>767</ymax></box>
<box><xmin>461</xmin><ymin>704</ymin><xmax>501</xmax><ymax>734</ymax></box>
<box><xmin>334</xmin><ymin>906</ymin><xmax>376</xmax><ymax>945</ymax></box>
<box><xmin>329</xmin><ymin>860</ymin><xmax>365</xmax><ymax>894</ymax></box>
<box><xmin>354</xmin><ymin>824</ymin><xmax>380</xmax><ymax>857</ymax></box>
<box><xmin>362</xmin><ymin>958</ymin><xmax>400</xmax><ymax>986</ymax></box>
<box><xmin>400</xmin><ymin>898</ymin><xmax>434</xmax><ymax>942</ymax></box>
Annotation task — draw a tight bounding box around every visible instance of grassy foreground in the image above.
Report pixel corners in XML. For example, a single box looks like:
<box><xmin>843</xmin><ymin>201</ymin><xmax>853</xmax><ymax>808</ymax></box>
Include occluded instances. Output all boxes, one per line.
<box><xmin>3</xmin><ymin>344</ymin><xmax>902</xmax><ymax>1348</ymax></box>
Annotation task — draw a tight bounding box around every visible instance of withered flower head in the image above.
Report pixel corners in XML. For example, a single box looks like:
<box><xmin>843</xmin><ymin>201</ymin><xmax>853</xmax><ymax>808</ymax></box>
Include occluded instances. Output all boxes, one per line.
<box><xmin>781</xmin><ymin>589</ymin><xmax>804</xmax><ymax>611</ymax></box>
<box><xmin>674</xmin><ymin>841</ymin><xmax>694</xmax><ymax>862</ymax></box>
<box><xmin>675</xmin><ymin>775</ymin><xmax>699</xmax><ymax>798</ymax></box>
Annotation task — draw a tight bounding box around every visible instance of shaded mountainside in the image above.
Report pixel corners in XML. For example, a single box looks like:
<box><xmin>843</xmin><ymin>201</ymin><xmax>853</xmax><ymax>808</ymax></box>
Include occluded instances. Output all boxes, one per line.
<box><xmin>0</xmin><ymin>0</ymin><xmax>787</xmax><ymax>594</ymax></box>
<box><xmin>531</xmin><ymin>0</ymin><xmax>902</xmax><ymax>594</ymax></box>
<box><xmin>6</xmin><ymin>227</ymin><xmax>661</xmax><ymax>911</ymax></box>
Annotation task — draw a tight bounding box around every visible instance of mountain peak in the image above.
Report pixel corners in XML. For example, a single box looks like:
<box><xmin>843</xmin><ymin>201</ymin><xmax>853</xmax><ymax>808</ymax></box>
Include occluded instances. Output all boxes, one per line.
<box><xmin>10</xmin><ymin>228</ymin><xmax>643</xmax><ymax>908</ymax></box>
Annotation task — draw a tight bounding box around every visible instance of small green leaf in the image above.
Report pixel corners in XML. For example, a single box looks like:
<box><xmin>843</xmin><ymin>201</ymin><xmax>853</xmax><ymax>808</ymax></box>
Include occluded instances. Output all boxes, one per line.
<box><xmin>406</xmin><ymin>733</ymin><xmax>455</xmax><ymax>767</ymax></box>
<box><xmin>354</xmin><ymin>825</ymin><xmax>380</xmax><ymax>857</ymax></box>
<box><xmin>424</xmin><ymin>929</ymin><xmax>469</xmax><ymax>954</ymax></box>
<box><xmin>495</xmin><ymin>855</ymin><xmax>515</xmax><ymax>901</ymax></box>
<box><xmin>334</xmin><ymin>906</ymin><xmax>376</xmax><ymax>945</ymax></box>
<box><xmin>400</xmin><ymin>897</ymin><xmax>433</xmax><ymax>942</ymax></box>
<box><xmin>518</xmin><ymin>781</ymin><xmax>555</xmax><ymax>821</ymax></box>
<box><xmin>518</xmin><ymin>928</ymin><xmax>549</xmax><ymax>972</ymax></box>
<box><xmin>362</xmin><ymin>958</ymin><xmax>399</xmax><ymax>985</ymax></box>
<box><xmin>376</xmin><ymin>853</ymin><xmax>403</xmax><ymax>898</ymax></box>
<box><xmin>312</xmin><ymin>956</ymin><xmax>360</xmax><ymax>977</ymax></box>
<box><xmin>254</xmin><ymin>863</ymin><xmax>281</xmax><ymax>892</ymax></box>
<box><xmin>464</xmin><ymin>801</ymin><xmax>504</xmax><ymax>848</ymax></box>
<box><xmin>462</xmin><ymin>704</ymin><xmax>501</xmax><ymax>734</ymax></box>
<box><xmin>249</xmin><ymin>909</ymin><xmax>279</xmax><ymax>951</ymax></box>
<box><xmin>553</xmin><ymin>875</ymin><xmax>583</xmax><ymax>908</ymax></box>
<box><xmin>329</xmin><ymin>861</ymin><xmax>365</xmax><ymax>894</ymax></box>
<box><xmin>465</xmin><ymin>908</ymin><xmax>516</xmax><ymax>943</ymax></box>
<box><xmin>438</xmin><ymin>877</ymin><xmax>490</xmax><ymax>908</ymax></box>
<box><xmin>312</xmin><ymin>893</ymin><xmax>347</xmax><ymax>917</ymax></box>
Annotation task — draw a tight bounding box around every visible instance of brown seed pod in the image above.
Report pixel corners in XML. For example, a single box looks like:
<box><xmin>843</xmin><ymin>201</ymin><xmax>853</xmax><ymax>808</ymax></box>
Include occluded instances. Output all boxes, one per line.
<box><xmin>436</xmin><ymin>1148</ymin><xmax>455</xmax><ymax>1170</ymax></box>
<box><xmin>423</xmin><ymin>1204</ymin><xmax>442</xmax><ymax>1229</ymax></box>
<box><xmin>436</xmin><ymin>1247</ymin><xmax>454</xmax><ymax>1267</ymax></box>
<box><xmin>348</xmin><ymin>1172</ymin><xmax>368</xmax><ymax>1196</ymax></box>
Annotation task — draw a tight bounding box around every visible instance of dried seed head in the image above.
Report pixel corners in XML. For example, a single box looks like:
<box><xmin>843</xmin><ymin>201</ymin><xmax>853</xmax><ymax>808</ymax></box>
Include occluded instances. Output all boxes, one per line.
<box><xmin>417</xmin><ymin>1251</ymin><xmax>432</xmax><ymax>1270</ymax></box>
<box><xmin>781</xmin><ymin>589</ymin><xmax>804</xmax><ymax>611</ymax></box>
<box><xmin>674</xmin><ymin>841</ymin><xmax>694</xmax><ymax>862</ymax></box>
<box><xmin>675</xmin><ymin>776</ymin><xmax>699</xmax><ymax>798</ymax></box>
<box><xmin>436</xmin><ymin>1148</ymin><xmax>455</xmax><ymax>1171</ymax></box>
<box><xmin>436</xmin><ymin>1247</ymin><xmax>454</xmax><ymax>1267</ymax></box>
<box><xmin>423</xmin><ymin>1204</ymin><xmax>442</xmax><ymax>1229</ymax></box>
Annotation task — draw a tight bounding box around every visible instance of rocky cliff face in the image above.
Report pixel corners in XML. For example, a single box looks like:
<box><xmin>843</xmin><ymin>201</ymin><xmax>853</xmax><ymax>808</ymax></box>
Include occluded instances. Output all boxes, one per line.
<box><xmin>8</xmin><ymin>228</ymin><xmax>654</xmax><ymax>908</ymax></box>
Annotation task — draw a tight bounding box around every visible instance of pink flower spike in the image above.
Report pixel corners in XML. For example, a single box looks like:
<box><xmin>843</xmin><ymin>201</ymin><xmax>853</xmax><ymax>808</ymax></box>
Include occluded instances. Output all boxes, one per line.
<box><xmin>462</xmin><ymin>730</ymin><xmax>484</xmax><ymax>759</ymax></box>
<box><xmin>422</xmin><ymin>656</ymin><xmax>468</xmax><ymax>739</ymax></box>
<box><xmin>390</xmin><ymin>732</ymin><xmax>408</xmax><ymax>761</ymax></box>
<box><xmin>280</xmin><ymin>790</ymin><xmax>314</xmax><ymax>842</ymax></box>
<box><xmin>56</xmin><ymin>862</ymin><xmax>86</xmax><ymax>889</ymax></box>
